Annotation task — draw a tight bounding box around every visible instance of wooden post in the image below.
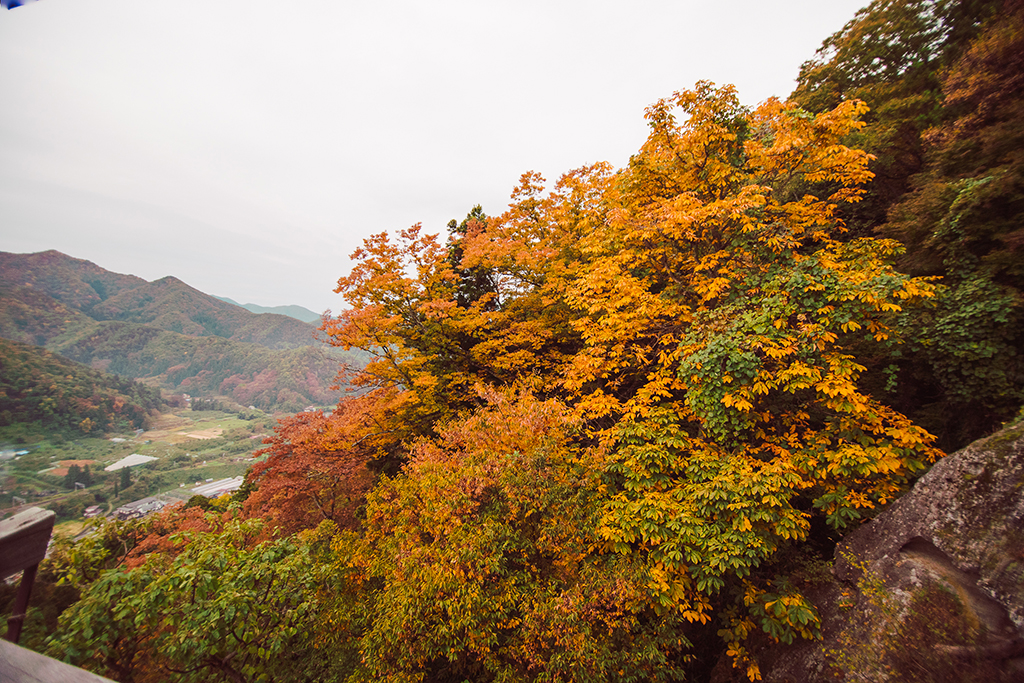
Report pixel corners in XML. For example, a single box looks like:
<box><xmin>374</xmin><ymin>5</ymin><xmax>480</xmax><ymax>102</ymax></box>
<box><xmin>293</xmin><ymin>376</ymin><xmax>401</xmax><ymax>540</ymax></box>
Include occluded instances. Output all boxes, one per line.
<box><xmin>0</xmin><ymin>507</ymin><xmax>56</xmax><ymax>644</ymax></box>
<box><xmin>6</xmin><ymin>563</ymin><xmax>39</xmax><ymax>643</ymax></box>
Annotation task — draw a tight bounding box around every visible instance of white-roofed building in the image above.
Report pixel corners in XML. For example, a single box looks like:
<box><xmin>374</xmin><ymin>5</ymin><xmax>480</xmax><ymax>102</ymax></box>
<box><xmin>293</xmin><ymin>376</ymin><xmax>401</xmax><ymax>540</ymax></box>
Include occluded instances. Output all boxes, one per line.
<box><xmin>104</xmin><ymin>454</ymin><xmax>158</xmax><ymax>472</ymax></box>
<box><xmin>190</xmin><ymin>476</ymin><xmax>245</xmax><ymax>498</ymax></box>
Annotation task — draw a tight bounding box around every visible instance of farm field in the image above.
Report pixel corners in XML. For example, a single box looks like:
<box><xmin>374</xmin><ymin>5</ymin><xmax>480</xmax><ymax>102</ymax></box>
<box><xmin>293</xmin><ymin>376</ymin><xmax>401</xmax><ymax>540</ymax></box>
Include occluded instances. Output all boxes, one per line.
<box><xmin>0</xmin><ymin>406</ymin><xmax>284</xmax><ymax>522</ymax></box>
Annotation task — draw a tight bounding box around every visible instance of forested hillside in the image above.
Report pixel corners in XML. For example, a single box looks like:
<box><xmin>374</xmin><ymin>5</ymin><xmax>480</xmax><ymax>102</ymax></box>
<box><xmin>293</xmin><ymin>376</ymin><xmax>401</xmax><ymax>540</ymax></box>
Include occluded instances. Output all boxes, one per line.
<box><xmin>28</xmin><ymin>1</ymin><xmax>1024</xmax><ymax>682</ymax></box>
<box><xmin>51</xmin><ymin>321</ymin><xmax>346</xmax><ymax>412</ymax></box>
<box><xmin>0</xmin><ymin>250</ymin><xmax>317</xmax><ymax>349</ymax></box>
<box><xmin>0</xmin><ymin>251</ymin><xmax>354</xmax><ymax>411</ymax></box>
<box><xmin>0</xmin><ymin>249</ymin><xmax>147</xmax><ymax>311</ymax></box>
<box><xmin>0</xmin><ymin>283</ymin><xmax>95</xmax><ymax>347</ymax></box>
<box><xmin>0</xmin><ymin>337</ymin><xmax>164</xmax><ymax>436</ymax></box>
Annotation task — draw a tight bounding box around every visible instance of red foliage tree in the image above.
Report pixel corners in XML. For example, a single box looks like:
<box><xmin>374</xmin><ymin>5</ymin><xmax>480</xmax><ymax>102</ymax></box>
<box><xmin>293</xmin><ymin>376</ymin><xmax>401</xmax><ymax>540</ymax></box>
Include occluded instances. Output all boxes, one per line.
<box><xmin>244</xmin><ymin>399</ymin><xmax>374</xmax><ymax>534</ymax></box>
<box><xmin>124</xmin><ymin>505</ymin><xmax>222</xmax><ymax>568</ymax></box>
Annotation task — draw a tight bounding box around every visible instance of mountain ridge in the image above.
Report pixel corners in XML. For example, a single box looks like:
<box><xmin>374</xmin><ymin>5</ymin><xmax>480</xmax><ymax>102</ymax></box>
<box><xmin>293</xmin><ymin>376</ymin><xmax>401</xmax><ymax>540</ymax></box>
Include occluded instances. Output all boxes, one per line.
<box><xmin>0</xmin><ymin>250</ymin><xmax>356</xmax><ymax>412</ymax></box>
<box><xmin>0</xmin><ymin>249</ymin><xmax>147</xmax><ymax>312</ymax></box>
<box><xmin>0</xmin><ymin>250</ymin><xmax>317</xmax><ymax>350</ymax></box>
<box><xmin>214</xmin><ymin>296</ymin><xmax>322</xmax><ymax>324</ymax></box>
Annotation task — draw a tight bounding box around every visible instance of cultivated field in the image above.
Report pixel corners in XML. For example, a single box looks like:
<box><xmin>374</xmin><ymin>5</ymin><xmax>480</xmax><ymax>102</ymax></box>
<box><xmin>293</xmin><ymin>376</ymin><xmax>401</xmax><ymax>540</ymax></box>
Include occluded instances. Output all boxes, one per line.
<box><xmin>1</xmin><ymin>406</ymin><xmax>283</xmax><ymax>523</ymax></box>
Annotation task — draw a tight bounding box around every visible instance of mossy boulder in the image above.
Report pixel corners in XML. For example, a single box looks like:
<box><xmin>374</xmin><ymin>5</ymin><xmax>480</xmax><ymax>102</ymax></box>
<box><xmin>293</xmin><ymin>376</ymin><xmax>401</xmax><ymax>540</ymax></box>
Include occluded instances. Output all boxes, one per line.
<box><xmin>720</xmin><ymin>418</ymin><xmax>1024</xmax><ymax>682</ymax></box>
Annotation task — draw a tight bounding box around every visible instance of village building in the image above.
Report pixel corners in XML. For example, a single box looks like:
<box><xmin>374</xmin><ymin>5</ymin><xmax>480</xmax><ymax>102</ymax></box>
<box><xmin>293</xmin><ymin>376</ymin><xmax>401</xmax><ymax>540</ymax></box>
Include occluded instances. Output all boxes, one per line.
<box><xmin>114</xmin><ymin>497</ymin><xmax>166</xmax><ymax>520</ymax></box>
<box><xmin>190</xmin><ymin>476</ymin><xmax>245</xmax><ymax>498</ymax></box>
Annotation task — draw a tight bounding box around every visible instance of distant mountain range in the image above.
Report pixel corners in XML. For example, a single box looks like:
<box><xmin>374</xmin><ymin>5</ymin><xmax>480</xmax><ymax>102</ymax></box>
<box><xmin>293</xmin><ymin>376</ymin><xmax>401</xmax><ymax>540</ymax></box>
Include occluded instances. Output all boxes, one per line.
<box><xmin>214</xmin><ymin>297</ymin><xmax>322</xmax><ymax>324</ymax></box>
<box><xmin>0</xmin><ymin>250</ymin><xmax>360</xmax><ymax>412</ymax></box>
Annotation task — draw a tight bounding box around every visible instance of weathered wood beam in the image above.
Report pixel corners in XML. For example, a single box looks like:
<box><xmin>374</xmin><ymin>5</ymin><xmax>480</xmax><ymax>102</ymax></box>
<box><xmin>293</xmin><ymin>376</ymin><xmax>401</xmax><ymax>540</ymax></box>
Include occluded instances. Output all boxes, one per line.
<box><xmin>0</xmin><ymin>639</ymin><xmax>117</xmax><ymax>683</ymax></box>
<box><xmin>1</xmin><ymin>507</ymin><xmax>56</xmax><ymax>644</ymax></box>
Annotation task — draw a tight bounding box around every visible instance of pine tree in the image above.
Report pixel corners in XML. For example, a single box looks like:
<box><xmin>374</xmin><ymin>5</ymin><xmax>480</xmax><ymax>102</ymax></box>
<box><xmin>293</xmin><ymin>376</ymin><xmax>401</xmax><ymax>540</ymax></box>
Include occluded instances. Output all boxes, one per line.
<box><xmin>64</xmin><ymin>464</ymin><xmax>82</xmax><ymax>490</ymax></box>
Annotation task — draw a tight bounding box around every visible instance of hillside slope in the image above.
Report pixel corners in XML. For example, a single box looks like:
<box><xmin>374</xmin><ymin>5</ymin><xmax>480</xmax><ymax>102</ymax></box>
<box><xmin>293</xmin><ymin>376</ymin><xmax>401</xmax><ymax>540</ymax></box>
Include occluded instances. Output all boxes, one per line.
<box><xmin>0</xmin><ymin>250</ymin><xmax>146</xmax><ymax>312</ymax></box>
<box><xmin>0</xmin><ymin>284</ymin><xmax>94</xmax><ymax>348</ymax></box>
<box><xmin>0</xmin><ymin>337</ymin><xmax>164</xmax><ymax>435</ymax></box>
<box><xmin>90</xmin><ymin>276</ymin><xmax>315</xmax><ymax>349</ymax></box>
<box><xmin>0</xmin><ymin>251</ymin><xmax>356</xmax><ymax>411</ymax></box>
<box><xmin>50</xmin><ymin>321</ymin><xmax>348</xmax><ymax>412</ymax></box>
<box><xmin>0</xmin><ymin>251</ymin><xmax>317</xmax><ymax>350</ymax></box>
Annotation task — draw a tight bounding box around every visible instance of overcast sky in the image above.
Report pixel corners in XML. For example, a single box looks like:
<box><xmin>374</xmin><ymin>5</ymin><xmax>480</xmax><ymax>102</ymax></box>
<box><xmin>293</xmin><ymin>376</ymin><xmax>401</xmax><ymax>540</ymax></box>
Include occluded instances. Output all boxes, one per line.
<box><xmin>0</xmin><ymin>0</ymin><xmax>867</xmax><ymax>314</ymax></box>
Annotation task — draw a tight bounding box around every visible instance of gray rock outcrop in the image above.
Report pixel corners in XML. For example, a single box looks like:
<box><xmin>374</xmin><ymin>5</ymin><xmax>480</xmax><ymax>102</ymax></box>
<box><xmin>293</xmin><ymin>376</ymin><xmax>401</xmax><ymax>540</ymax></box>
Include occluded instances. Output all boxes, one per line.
<box><xmin>722</xmin><ymin>418</ymin><xmax>1024</xmax><ymax>682</ymax></box>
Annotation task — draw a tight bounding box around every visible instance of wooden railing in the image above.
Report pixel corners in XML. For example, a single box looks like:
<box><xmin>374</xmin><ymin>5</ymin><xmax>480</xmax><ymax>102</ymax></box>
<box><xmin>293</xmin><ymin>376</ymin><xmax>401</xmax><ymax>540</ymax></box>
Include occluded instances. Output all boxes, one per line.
<box><xmin>1</xmin><ymin>507</ymin><xmax>117</xmax><ymax>682</ymax></box>
<box><xmin>1</xmin><ymin>506</ymin><xmax>54</xmax><ymax>644</ymax></box>
<box><xmin>0</xmin><ymin>639</ymin><xmax>117</xmax><ymax>683</ymax></box>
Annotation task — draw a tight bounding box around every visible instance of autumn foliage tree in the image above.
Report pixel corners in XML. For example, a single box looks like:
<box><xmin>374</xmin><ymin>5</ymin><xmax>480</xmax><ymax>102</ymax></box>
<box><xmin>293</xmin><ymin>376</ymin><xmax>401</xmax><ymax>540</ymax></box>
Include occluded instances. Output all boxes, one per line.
<box><xmin>320</xmin><ymin>192</ymin><xmax>590</xmax><ymax>459</ymax></box>
<box><xmin>45</xmin><ymin>62</ymin><xmax>983</xmax><ymax>683</ymax></box>
<box><xmin>244</xmin><ymin>400</ymin><xmax>374</xmax><ymax>534</ymax></box>
<box><xmin>791</xmin><ymin>0</ymin><xmax>1001</xmax><ymax>235</ymax></box>
<box><xmin>879</xmin><ymin>0</ymin><xmax>1024</xmax><ymax>444</ymax></box>
<box><xmin>319</xmin><ymin>224</ymin><xmax>492</xmax><ymax>451</ymax></box>
<box><xmin>347</xmin><ymin>388</ymin><xmax>693</xmax><ymax>682</ymax></box>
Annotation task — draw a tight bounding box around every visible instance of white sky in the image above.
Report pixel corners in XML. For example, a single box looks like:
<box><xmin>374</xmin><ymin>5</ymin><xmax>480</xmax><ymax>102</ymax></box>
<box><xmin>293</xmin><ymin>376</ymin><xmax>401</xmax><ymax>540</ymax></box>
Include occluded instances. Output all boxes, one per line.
<box><xmin>0</xmin><ymin>0</ymin><xmax>866</xmax><ymax>314</ymax></box>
